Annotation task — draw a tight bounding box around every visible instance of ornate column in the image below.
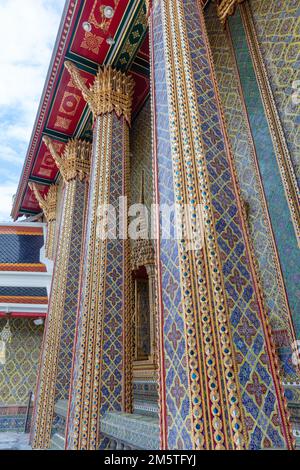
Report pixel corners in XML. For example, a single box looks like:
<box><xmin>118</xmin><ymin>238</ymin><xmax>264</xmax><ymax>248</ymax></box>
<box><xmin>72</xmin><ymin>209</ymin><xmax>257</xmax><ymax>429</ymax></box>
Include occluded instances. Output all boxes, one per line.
<box><xmin>64</xmin><ymin>62</ymin><xmax>134</xmax><ymax>450</ymax></box>
<box><xmin>29</xmin><ymin>183</ymin><xmax>57</xmax><ymax>260</ymax></box>
<box><xmin>150</xmin><ymin>0</ymin><xmax>293</xmax><ymax>449</ymax></box>
<box><xmin>31</xmin><ymin>137</ymin><xmax>91</xmax><ymax>449</ymax></box>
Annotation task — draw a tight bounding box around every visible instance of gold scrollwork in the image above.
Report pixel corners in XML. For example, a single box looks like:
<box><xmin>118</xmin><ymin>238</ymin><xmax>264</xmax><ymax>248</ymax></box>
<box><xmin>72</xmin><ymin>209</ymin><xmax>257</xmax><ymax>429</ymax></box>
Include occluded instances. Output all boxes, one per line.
<box><xmin>89</xmin><ymin>1</ymin><xmax>120</xmax><ymax>32</ymax></box>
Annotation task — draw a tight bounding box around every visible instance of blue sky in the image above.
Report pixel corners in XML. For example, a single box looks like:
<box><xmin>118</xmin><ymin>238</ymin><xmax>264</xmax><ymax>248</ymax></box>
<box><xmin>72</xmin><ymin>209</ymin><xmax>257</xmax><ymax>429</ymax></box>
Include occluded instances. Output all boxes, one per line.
<box><xmin>0</xmin><ymin>0</ymin><xmax>65</xmax><ymax>221</ymax></box>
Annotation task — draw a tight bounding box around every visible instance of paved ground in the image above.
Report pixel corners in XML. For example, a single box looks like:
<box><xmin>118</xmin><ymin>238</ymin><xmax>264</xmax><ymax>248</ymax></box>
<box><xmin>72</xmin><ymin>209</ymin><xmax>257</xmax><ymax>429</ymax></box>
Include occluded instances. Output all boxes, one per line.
<box><xmin>0</xmin><ymin>432</ymin><xmax>31</xmax><ymax>450</ymax></box>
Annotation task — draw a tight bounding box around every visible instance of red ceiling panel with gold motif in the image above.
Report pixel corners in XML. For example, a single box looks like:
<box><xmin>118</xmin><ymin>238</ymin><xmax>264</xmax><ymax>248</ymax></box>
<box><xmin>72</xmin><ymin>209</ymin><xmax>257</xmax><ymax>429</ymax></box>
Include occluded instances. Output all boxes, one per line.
<box><xmin>46</xmin><ymin>68</ymin><xmax>94</xmax><ymax>137</ymax></box>
<box><xmin>69</xmin><ymin>1</ymin><xmax>128</xmax><ymax>62</ymax></box>
<box><xmin>31</xmin><ymin>140</ymin><xmax>65</xmax><ymax>182</ymax></box>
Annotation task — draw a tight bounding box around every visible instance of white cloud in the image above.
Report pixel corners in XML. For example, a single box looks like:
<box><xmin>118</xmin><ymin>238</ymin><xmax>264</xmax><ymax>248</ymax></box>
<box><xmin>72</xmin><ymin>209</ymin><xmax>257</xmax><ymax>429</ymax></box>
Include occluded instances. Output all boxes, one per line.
<box><xmin>0</xmin><ymin>144</ymin><xmax>24</xmax><ymax>165</ymax></box>
<box><xmin>0</xmin><ymin>0</ymin><xmax>65</xmax><ymax>220</ymax></box>
<box><xmin>0</xmin><ymin>183</ymin><xmax>17</xmax><ymax>222</ymax></box>
<box><xmin>0</xmin><ymin>0</ymin><xmax>65</xmax><ymax>117</ymax></box>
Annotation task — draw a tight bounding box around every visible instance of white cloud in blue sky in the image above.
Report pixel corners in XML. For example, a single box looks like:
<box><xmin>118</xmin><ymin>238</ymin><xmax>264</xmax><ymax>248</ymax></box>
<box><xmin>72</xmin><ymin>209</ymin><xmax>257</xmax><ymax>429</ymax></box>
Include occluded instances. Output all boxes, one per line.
<box><xmin>0</xmin><ymin>0</ymin><xmax>65</xmax><ymax>221</ymax></box>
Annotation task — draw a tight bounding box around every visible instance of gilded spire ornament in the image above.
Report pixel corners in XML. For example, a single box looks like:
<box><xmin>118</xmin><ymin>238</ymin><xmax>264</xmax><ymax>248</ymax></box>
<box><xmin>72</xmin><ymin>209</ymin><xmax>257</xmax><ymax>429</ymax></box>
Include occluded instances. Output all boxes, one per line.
<box><xmin>29</xmin><ymin>183</ymin><xmax>57</xmax><ymax>223</ymax></box>
<box><xmin>43</xmin><ymin>136</ymin><xmax>91</xmax><ymax>183</ymax></box>
<box><xmin>64</xmin><ymin>61</ymin><xmax>135</xmax><ymax>124</ymax></box>
<box><xmin>217</xmin><ymin>0</ymin><xmax>246</xmax><ymax>25</ymax></box>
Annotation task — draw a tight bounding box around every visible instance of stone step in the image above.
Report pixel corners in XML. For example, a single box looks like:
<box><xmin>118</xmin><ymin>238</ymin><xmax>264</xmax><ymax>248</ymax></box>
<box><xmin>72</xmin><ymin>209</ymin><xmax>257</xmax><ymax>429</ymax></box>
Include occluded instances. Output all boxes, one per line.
<box><xmin>51</xmin><ymin>399</ymin><xmax>68</xmax><ymax>449</ymax></box>
<box><xmin>101</xmin><ymin>412</ymin><xmax>159</xmax><ymax>450</ymax></box>
<box><xmin>50</xmin><ymin>433</ymin><xmax>65</xmax><ymax>450</ymax></box>
<box><xmin>54</xmin><ymin>400</ymin><xmax>68</xmax><ymax>418</ymax></box>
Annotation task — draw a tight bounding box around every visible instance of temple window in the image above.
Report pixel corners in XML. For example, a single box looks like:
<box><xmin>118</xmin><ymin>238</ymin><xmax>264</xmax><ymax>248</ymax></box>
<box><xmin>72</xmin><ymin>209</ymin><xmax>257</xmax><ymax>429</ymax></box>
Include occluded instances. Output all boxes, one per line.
<box><xmin>134</xmin><ymin>271</ymin><xmax>151</xmax><ymax>361</ymax></box>
<box><xmin>132</xmin><ymin>263</ymin><xmax>156</xmax><ymax>369</ymax></box>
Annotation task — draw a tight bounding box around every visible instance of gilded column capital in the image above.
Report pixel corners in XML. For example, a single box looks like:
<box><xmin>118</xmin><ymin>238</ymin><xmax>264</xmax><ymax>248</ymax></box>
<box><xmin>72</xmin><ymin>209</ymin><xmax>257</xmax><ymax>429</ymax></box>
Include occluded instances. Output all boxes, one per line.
<box><xmin>217</xmin><ymin>0</ymin><xmax>246</xmax><ymax>25</ymax></box>
<box><xmin>43</xmin><ymin>136</ymin><xmax>91</xmax><ymax>183</ymax></box>
<box><xmin>29</xmin><ymin>183</ymin><xmax>57</xmax><ymax>222</ymax></box>
<box><xmin>64</xmin><ymin>61</ymin><xmax>135</xmax><ymax>124</ymax></box>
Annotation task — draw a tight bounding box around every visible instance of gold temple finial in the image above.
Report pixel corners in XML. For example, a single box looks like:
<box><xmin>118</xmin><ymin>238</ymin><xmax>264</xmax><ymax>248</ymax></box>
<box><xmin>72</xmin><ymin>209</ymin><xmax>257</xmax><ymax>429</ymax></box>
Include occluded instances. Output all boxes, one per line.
<box><xmin>43</xmin><ymin>135</ymin><xmax>91</xmax><ymax>182</ymax></box>
<box><xmin>64</xmin><ymin>61</ymin><xmax>135</xmax><ymax>124</ymax></box>
<box><xmin>29</xmin><ymin>183</ymin><xmax>57</xmax><ymax>222</ymax></box>
<box><xmin>217</xmin><ymin>0</ymin><xmax>245</xmax><ymax>25</ymax></box>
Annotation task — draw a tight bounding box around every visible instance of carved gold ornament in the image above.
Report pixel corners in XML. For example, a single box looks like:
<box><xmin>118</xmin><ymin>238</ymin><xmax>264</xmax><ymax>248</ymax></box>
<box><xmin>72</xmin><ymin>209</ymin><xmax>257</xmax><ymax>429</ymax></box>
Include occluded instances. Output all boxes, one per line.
<box><xmin>131</xmin><ymin>239</ymin><xmax>155</xmax><ymax>271</ymax></box>
<box><xmin>0</xmin><ymin>320</ymin><xmax>12</xmax><ymax>366</ymax></box>
<box><xmin>89</xmin><ymin>1</ymin><xmax>119</xmax><ymax>32</ymax></box>
<box><xmin>42</xmin><ymin>136</ymin><xmax>91</xmax><ymax>183</ymax></box>
<box><xmin>217</xmin><ymin>0</ymin><xmax>246</xmax><ymax>25</ymax></box>
<box><xmin>29</xmin><ymin>183</ymin><xmax>57</xmax><ymax>223</ymax></box>
<box><xmin>145</xmin><ymin>0</ymin><xmax>150</xmax><ymax>16</ymax></box>
<box><xmin>64</xmin><ymin>61</ymin><xmax>135</xmax><ymax>124</ymax></box>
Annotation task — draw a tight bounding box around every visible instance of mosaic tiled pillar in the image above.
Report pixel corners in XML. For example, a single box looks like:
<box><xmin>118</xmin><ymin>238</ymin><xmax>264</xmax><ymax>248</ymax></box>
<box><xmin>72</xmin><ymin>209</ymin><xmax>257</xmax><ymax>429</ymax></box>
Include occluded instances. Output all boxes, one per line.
<box><xmin>150</xmin><ymin>0</ymin><xmax>294</xmax><ymax>449</ymax></box>
<box><xmin>64</xmin><ymin>62</ymin><xmax>134</xmax><ymax>450</ymax></box>
<box><xmin>215</xmin><ymin>0</ymin><xmax>300</xmax><ymax>245</ymax></box>
<box><xmin>29</xmin><ymin>183</ymin><xmax>58</xmax><ymax>260</ymax></box>
<box><xmin>204</xmin><ymin>0</ymin><xmax>299</xmax><ymax>396</ymax></box>
<box><xmin>30</xmin><ymin>138</ymin><xmax>91</xmax><ymax>449</ymax></box>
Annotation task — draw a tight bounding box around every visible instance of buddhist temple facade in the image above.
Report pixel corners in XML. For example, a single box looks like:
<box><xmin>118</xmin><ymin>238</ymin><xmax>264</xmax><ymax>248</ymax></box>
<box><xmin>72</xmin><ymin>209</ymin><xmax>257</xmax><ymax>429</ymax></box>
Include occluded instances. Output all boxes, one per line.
<box><xmin>5</xmin><ymin>0</ymin><xmax>300</xmax><ymax>450</ymax></box>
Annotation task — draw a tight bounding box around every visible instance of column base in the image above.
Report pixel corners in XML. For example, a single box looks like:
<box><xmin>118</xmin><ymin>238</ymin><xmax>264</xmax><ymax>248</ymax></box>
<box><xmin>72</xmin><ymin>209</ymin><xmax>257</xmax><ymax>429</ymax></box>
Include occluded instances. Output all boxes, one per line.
<box><xmin>49</xmin><ymin>400</ymin><xmax>68</xmax><ymax>450</ymax></box>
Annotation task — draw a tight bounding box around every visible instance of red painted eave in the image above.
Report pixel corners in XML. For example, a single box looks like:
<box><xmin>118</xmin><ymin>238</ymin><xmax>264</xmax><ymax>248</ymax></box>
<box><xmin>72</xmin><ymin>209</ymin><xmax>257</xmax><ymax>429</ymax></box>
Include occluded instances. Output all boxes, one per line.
<box><xmin>11</xmin><ymin>1</ymin><xmax>72</xmax><ymax>220</ymax></box>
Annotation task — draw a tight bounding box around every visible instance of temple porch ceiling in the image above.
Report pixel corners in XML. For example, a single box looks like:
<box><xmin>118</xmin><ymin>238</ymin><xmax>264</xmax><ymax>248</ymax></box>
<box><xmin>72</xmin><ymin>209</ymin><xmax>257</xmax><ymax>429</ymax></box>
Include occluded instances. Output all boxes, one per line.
<box><xmin>11</xmin><ymin>0</ymin><xmax>151</xmax><ymax>219</ymax></box>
